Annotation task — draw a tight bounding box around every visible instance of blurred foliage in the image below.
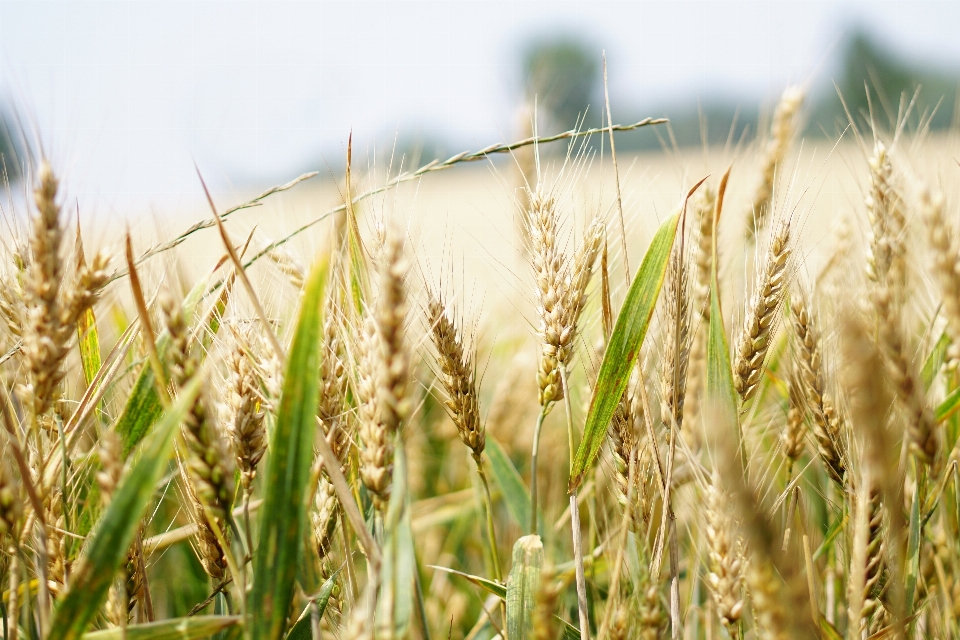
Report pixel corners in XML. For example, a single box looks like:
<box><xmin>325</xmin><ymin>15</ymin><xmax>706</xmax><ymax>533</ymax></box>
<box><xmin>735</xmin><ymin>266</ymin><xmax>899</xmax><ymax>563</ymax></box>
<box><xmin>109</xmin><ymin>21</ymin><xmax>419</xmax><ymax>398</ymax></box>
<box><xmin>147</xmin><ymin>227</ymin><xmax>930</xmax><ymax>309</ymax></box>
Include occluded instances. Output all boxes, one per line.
<box><xmin>811</xmin><ymin>28</ymin><xmax>959</xmax><ymax>134</ymax></box>
<box><xmin>522</xmin><ymin>36</ymin><xmax>601</xmax><ymax>132</ymax></box>
<box><xmin>608</xmin><ymin>29</ymin><xmax>960</xmax><ymax>150</ymax></box>
<box><xmin>0</xmin><ymin>112</ymin><xmax>22</xmax><ymax>182</ymax></box>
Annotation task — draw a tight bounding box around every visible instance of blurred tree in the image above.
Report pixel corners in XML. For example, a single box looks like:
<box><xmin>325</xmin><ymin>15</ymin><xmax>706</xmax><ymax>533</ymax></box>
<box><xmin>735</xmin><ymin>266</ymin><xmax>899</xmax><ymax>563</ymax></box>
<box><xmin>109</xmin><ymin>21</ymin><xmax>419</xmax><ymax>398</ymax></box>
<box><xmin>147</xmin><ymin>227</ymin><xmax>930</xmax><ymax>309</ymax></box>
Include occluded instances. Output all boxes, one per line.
<box><xmin>818</xmin><ymin>28</ymin><xmax>958</xmax><ymax>132</ymax></box>
<box><xmin>522</xmin><ymin>37</ymin><xmax>600</xmax><ymax>132</ymax></box>
<box><xmin>0</xmin><ymin>112</ymin><xmax>22</xmax><ymax>182</ymax></box>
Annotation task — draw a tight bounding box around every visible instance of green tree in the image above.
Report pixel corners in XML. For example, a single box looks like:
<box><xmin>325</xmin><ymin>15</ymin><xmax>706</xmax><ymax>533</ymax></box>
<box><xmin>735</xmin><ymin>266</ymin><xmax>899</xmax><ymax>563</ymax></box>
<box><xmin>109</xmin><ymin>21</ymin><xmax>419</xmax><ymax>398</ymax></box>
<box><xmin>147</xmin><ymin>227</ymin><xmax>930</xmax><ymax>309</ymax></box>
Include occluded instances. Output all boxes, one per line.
<box><xmin>522</xmin><ymin>37</ymin><xmax>600</xmax><ymax>132</ymax></box>
<box><xmin>827</xmin><ymin>28</ymin><xmax>958</xmax><ymax>131</ymax></box>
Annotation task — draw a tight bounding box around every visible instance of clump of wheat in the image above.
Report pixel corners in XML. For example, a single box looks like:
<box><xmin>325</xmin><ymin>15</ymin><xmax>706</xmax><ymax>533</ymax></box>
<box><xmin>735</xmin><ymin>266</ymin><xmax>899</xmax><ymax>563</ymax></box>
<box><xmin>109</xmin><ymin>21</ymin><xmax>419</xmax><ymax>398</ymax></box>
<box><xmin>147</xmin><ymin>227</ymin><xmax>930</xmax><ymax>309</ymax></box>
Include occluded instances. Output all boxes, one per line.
<box><xmin>357</xmin><ymin>312</ymin><xmax>391</xmax><ymax>509</ymax></box>
<box><xmin>7</xmin><ymin>87</ymin><xmax>960</xmax><ymax>640</ymax></box>
<box><xmin>313</xmin><ymin>293</ymin><xmax>350</xmax><ymax>557</ymax></box>
<box><xmin>683</xmin><ymin>186</ymin><xmax>717</xmax><ymax>430</ymax></box>
<box><xmin>163</xmin><ymin>293</ymin><xmax>236</xmax><ymax>520</ymax></box>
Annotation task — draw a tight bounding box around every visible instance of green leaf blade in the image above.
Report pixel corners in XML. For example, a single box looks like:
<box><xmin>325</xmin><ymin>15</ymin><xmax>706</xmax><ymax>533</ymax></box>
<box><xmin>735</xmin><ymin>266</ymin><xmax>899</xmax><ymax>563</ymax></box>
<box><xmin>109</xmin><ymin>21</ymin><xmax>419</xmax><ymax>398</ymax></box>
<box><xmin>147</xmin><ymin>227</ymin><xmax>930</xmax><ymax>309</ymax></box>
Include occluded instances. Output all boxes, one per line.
<box><xmin>487</xmin><ymin>437</ymin><xmax>539</xmax><ymax>535</ymax></box>
<box><xmin>250</xmin><ymin>259</ymin><xmax>327</xmax><ymax>640</ymax></box>
<box><xmin>76</xmin><ymin>308</ymin><xmax>102</xmax><ymax>388</ymax></box>
<box><xmin>569</xmin><ymin>212</ymin><xmax>679</xmax><ymax>492</ymax></box>
<box><xmin>115</xmin><ymin>272</ymin><xmax>214</xmax><ymax>455</ymax></box>
<box><xmin>49</xmin><ymin>379</ymin><xmax>203</xmax><ymax>640</ymax></box>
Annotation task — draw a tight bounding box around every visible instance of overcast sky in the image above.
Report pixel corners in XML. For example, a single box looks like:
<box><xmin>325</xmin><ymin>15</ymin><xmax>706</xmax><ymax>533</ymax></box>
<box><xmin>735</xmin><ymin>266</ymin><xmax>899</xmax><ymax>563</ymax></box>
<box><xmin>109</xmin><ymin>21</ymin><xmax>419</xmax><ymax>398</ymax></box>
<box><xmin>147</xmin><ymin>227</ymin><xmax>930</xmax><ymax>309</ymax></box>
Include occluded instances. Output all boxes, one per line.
<box><xmin>0</xmin><ymin>0</ymin><xmax>958</xmax><ymax>214</ymax></box>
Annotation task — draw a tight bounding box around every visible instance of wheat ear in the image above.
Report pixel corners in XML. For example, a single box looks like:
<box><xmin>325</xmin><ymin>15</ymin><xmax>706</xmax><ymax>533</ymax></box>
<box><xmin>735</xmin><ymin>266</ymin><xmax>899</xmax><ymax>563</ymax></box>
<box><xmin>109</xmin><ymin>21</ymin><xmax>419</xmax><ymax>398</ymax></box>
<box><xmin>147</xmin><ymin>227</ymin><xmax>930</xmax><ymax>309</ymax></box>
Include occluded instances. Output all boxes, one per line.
<box><xmin>683</xmin><ymin>186</ymin><xmax>718</xmax><ymax>429</ymax></box>
<box><xmin>791</xmin><ymin>291</ymin><xmax>846</xmax><ymax>484</ymax></box>
<box><xmin>705</xmin><ymin>479</ymin><xmax>745</xmax><ymax>631</ymax></box>
<box><xmin>162</xmin><ymin>293</ymin><xmax>236</xmax><ymax>520</ymax></box>
<box><xmin>734</xmin><ymin>219</ymin><xmax>791</xmax><ymax>402</ymax></box>
<box><xmin>660</xmin><ymin>247</ymin><xmax>692</xmax><ymax>435</ymax></box>
<box><xmin>921</xmin><ymin>187</ymin><xmax>960</xmax><ymax>369</ymax></box>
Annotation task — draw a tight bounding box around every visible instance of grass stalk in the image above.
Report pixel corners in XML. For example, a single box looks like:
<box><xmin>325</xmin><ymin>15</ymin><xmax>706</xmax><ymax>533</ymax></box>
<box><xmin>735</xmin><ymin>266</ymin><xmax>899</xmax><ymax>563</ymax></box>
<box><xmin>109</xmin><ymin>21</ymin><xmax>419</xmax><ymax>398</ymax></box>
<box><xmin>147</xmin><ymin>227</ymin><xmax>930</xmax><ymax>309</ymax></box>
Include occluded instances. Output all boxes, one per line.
<box><xmin>529</xmin><ymin>407</ymin><xmax>547</xmax><ymax>535</ymax></box>
<box><xmin>560</xmin><ymin>367</ymin><xmax>590</xmax><ymax>640</ymax></box>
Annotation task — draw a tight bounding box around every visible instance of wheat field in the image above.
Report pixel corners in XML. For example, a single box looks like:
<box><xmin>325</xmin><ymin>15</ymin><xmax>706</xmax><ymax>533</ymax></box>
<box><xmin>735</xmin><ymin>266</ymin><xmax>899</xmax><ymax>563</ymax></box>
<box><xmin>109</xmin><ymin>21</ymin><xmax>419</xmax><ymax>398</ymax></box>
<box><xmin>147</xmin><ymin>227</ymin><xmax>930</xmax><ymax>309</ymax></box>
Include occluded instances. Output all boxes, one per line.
<box><xmin>1</xmin><ymin>88</ymin><xmax>960</xmax><ymax>640</ymax></box>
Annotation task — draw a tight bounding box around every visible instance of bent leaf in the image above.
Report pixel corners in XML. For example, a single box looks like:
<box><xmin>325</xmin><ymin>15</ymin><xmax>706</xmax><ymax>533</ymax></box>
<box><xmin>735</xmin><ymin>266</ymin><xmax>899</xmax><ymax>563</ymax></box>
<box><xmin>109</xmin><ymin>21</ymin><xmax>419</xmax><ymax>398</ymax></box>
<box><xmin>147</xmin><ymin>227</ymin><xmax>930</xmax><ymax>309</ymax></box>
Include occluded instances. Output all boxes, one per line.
<box><xmin>49</xmin><ymin>378</ymin><xmax>203</xmax><ymax>640</ymax></box>
<box><xmin>569</xmin><ymin>212</ymin><xmax>679</xmax><ymax>492</ymax></box>
<box><xmin>251</xmin><ymin>259</ymin><xmax>327</xmax><ymax>640</ymax></box>
<box><xmin>80</xmin><ymin>616</ymin><xmax>240</xmax><ymax>640</ymax></box>
<box><xmin>429</xmin><ymin>565</ymin><xmax>506</xmax><ymax>599</ymax></box>
<box><xmin>115</xmin><ymin>269</ymin><xmax>213</xmax><ymax>455</ymax></box>
<box><xmin>284</xmin><ymin>572</ymin><xmax>340</xmax><ymax>640</ymax></box>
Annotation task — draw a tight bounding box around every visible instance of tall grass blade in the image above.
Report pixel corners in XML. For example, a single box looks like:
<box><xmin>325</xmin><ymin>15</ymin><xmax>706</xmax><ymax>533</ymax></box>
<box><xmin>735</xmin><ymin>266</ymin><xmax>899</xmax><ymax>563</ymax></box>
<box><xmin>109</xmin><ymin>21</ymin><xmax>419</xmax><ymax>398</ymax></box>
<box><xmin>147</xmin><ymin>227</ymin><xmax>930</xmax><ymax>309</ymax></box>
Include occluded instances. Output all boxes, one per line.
<box><xmin>250</xmin><ymin>259</ymin><xmax>327</xmax><ymax>639</ymax></box>
<box><xmin>48</xmin><ymin>378</ymin><xmax>203</xmax><ymax>640</ymax></box>
<box><xmin>569</xmin><ymin>211</ymin><xmax>679</xmax><ymax>492</ymax></box>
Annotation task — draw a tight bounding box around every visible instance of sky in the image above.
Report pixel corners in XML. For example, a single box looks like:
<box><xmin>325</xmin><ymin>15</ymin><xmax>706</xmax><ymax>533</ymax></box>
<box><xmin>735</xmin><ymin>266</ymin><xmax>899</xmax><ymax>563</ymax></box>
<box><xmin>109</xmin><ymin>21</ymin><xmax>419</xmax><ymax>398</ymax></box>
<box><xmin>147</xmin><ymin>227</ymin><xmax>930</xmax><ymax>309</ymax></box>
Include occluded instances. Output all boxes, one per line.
<box><xmin>0</xmin><ymin>0</ymin><xmax>958</xmax><ymax>215</ymax></box>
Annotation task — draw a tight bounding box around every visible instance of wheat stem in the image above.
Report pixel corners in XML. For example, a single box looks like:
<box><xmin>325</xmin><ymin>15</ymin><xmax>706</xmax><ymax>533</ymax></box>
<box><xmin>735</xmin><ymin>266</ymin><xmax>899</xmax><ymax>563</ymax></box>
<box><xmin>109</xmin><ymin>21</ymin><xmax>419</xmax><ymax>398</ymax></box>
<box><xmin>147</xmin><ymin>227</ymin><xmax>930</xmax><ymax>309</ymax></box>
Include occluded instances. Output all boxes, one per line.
<box><xmin>529</xmin><ymin>407</ymin><xmax>547</xmax><ymax>535</ymax></box>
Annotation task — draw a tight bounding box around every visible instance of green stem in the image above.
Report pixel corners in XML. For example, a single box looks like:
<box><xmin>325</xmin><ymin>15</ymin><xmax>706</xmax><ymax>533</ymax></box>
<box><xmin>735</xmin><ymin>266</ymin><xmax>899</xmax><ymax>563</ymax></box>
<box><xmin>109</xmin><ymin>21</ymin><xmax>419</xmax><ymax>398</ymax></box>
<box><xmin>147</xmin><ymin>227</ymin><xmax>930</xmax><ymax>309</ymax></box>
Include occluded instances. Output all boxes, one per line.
<box><xmin>476</xmin><ymin>458</ymin><xmax>506</xmax><ymax>633</ymax></box>
<box><xmin>529</xmin><ymin>407</ymin><xmax>547</xmax><ymax>535</ymax></box>
<box><xmin>475</xmin><ymin>461</ymin><xmax>502</xmax><ymax>582</ymax></box>
<box><xmin>570</xmin><ymin>491</ymin><xmax>590</xmax><ymax>640</ymax></box>
<box><xmin>560</xmin><ymin>366</ymin><xmax>590</xmax><ymax>640</ymax></box>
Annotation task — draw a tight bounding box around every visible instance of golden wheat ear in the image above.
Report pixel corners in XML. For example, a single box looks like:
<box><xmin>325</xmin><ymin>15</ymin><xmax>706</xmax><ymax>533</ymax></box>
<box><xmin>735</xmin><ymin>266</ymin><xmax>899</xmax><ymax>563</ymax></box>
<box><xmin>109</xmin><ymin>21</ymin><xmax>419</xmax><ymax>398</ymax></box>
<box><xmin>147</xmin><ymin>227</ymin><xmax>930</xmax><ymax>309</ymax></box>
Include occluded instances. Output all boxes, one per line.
<box><xmin>734</xmin><ymin>218</ymin><xmax>791</xmax><ymax>403</ymax></box>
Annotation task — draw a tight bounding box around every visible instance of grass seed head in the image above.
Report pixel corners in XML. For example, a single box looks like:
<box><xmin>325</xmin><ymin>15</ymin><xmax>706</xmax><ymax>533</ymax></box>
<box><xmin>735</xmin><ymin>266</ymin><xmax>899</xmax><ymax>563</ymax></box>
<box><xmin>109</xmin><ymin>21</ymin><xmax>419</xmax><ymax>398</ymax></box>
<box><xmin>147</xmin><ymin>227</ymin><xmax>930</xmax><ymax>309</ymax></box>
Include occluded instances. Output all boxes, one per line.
<box><xmin>705</xmin><ymin>480</ymin><xmax>745</xmax><ymax>630</ymax></box>
<box><xmin>734</xmin><ymin>219</ymin><xmax>791</xmax><ymax>402</ymax></box>
<box><xmin>223</xmin><ymin>330</ymin><xmax>267</xmax><ymax>492</ymax></box>
<box><xmin>357</xmin><ymin>312</ymin><xmax>393</xmax><ymax>510</ymax></box>
<box><xmin>427</xmin><ymin>294</ymin><xmax>484</xmax><ymax>461</ymax></box>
